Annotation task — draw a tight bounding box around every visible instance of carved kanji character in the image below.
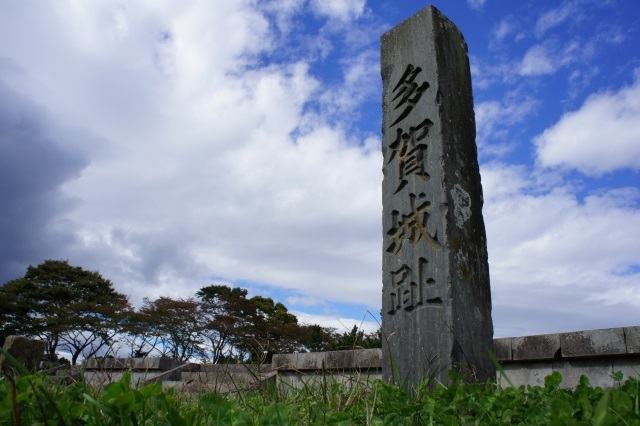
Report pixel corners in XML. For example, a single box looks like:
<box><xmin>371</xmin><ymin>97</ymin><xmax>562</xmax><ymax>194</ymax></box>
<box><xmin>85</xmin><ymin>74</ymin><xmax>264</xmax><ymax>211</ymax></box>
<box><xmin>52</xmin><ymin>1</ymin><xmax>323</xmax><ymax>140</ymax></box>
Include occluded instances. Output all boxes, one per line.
<box><xmin>387</xmin><ymin>258</ymin><xmax>440</xmax><ymax>314</ymax></box>
<box><xmin>386</xmin><ymin>192</ymin><xmax>441</xmax><ymax>255</ymax></box>
<box><xmin>387</xmin><ymin>118</ymin><xmax>433</xmax><ymax>193</ymax></box>
<box><xmin>390</xmin><ymin>64</ymin><xmax>430</xmax><ymax>127</ymax></box>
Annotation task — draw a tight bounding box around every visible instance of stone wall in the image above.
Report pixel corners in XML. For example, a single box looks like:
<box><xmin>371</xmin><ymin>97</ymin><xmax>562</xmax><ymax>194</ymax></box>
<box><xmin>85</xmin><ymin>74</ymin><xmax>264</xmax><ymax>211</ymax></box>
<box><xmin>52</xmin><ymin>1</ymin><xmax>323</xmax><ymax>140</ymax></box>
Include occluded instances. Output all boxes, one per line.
<box><xmin>272</xmin><ymin>349</ymin><xmax>382</xmax><ymax>389</ymax></box>
<box><xmin>272</xmin><ymin>326</ymin><xmax>640</xmax><ymax>390</ymax></box>
<box><xmin>72</xmin><ymin>326</ymin><xmax>640</xmax><ymax>391</ymax></box>
<box><xmin>494</xmin><ymin>326</ymin><xmax>640</xmax><ymax>388</ymax></box>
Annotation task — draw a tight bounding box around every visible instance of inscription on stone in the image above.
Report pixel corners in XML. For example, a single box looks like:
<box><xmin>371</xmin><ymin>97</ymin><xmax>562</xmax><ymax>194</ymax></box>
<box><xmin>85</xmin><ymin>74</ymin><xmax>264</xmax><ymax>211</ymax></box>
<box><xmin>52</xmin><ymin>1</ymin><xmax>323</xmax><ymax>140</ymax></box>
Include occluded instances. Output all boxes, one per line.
<box><xmin>390</xmin><ymin>64</ymin><xmax>430</xmax><ymax>126</ymax></box>
<box><xmin>381</xmin><ymin>5</ymin><xmax>494</xmax><ymax>389</ymax></box>
<box><xmin>387</xmin><ymin>258</ymin><xmax>441</xmax><ymax>315</ymax></box>
<box><xmin>386</xmin><ymin>192</ymin><xmax>440</xmax><ymax>255</ymax></box>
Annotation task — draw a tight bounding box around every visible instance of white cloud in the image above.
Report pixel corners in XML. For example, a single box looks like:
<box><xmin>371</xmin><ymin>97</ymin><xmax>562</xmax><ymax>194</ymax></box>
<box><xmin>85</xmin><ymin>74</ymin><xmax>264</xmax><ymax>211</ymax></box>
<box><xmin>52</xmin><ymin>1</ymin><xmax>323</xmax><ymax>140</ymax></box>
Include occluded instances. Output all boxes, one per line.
<box><xmin>467</xmin><ymin>0</ymin><xmax>487</xmax><ymax>11</ymax></box>
<box><xmin>475</xmin><ymin>95</ymin><xmax>539</xmax><ymax>157</ymax></box>
<box><xmin>534</xmin><ymin>1</ymin><xmax>578</xmax><ymax>37</ymax></box>
<box><xmin>535</xmin><ymin>69</ymin><xmax>640</xmax><ymax>175</ymax></box>
<box><xmin>490</xmin><ymin>17</ymin><xmax>514</xmax><ymax>46</ymax></box>
<box><xmin>2</xmin><ymin>0</ymin><xmax>639</xmax><ymax>344</ymax></box>
<box><xmin>518</xmin><ymin>40</ymin><xmax>583</xmax><ymax>77</ymax></box>
<box><xmin>318</xmin><ymin>50</ymin><xmax>379</xmax><ymax>121</ymax></box>
<box><xmin>0</xmin><ymin>2</ymin><xmax>384</xmax><ymax>312</ymax></box>
<box><xmin>310</xmin><ymin>0</ymin><xmax>366</xmax><ymax>21</ymax></box>
<box><xmin>482</xmin><ymin>163</ymin><xmax>640</xmax><ymax>336</ymax></box>
<box><xmin>519</xmin><ymin>45</ymin><xmax>557</xmax><ymax>76</ymax></box>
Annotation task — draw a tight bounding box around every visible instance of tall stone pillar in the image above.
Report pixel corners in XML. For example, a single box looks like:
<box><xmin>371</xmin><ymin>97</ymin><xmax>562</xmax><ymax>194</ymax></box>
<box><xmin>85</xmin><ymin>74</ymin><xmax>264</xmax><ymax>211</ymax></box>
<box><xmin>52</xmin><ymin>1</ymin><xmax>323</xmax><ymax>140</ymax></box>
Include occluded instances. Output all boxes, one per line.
<box><xmin>381</xmin><ymin>6</ymin><xmax>494</xmax><ymax>389</ymax></box>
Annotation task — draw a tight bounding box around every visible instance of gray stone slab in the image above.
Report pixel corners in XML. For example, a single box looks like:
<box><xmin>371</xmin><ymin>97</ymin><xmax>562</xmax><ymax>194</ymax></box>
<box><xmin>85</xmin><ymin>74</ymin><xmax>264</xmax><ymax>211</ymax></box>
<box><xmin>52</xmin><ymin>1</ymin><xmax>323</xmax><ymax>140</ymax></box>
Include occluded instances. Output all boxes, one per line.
<box><xmin>84</xmin><ymin>358</ymin><xmax>185</xmax><ymax>371</ymax></box>
<box><xmin>273</xmin><ymin>349</ymin><xmax>381</xmax><ymax>371</ymax></box>
<box><xmin>612</xmin><ymin>358</ymin><xmax>640</xmax><ymax>382</ymax></box>
<box><xmin>182</xmin><ymin>371</ymin><xmax>259</xmax><ymax>384</ymax></box>
<box><xmin>198</xmin><ymin>364</ymin><xmax>272</xmax><ymax>374</ymax></box>
<box><xmin>500</xmin><ymin>362</ymin><xmax>552</xmax><ymax>388</ymax></box>
<box><xmin>493</xmin><ymin>338</ymin><xmax>512</xmax><ymax>361</ymax></box>
<box><xmin>560</xmin><ymin>328</ymin><xmax>626</xmax><ymax>358</ymax></box>
<box><xmin>325</xmin><ymin>349</ymin><xmax>382</xmax><ymax>370</ymax></box>
<box><xmin>272</xmin><ymin>353</ymin><xmax>299</xmax><ymax>370</ymax></box>
<box><xmin>380</xmin><ymin>5</ymin><xmax>494</xmax><ymax>389</ymax></box>
<box><xmin>84</xmin><ymin>357</ymin><xmax>184</xmax><ymax>371</ymax></box>
<box><xmin>277</xmin><ymin>370</ymin><xmax>381</xmax><ymax>391</ymax></box>
<box><xmin>552</xmin><ymin>360</ymin><xmax>614</xmax><ymax>389</ymax></box>
<box><xmin>624</xmin><ymin>326</ymin><xmax>640</xmax><ymax>353</ymax></box>
<box><xmin>512</xmin><ymin>333</ymin><xmax>560</xmax><ymax>361</ymax></box>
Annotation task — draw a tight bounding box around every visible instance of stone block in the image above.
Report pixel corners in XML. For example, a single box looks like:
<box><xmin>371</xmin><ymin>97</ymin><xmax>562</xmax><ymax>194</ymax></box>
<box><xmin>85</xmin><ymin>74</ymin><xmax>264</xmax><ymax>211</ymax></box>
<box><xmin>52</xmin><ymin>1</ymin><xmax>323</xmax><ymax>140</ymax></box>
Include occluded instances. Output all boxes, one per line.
<box><xmin>512</xmin><ymin>333</ymin><xmax>560</xmax><ymax>361</ymax></box>
<box><xmin>493</xmin><ymin>338</ymin><xmax>512</xmax><ymax>361</ymax></box>
<box><xmin>560</xmin><ymin>328</ymin><xmax>626</xmax><ymax>358</ymax></box>
<box><xmin>612</xmin><ymin>358</ymin><xmax>640</xmax><ymax>382</ymax></box>
<box><xmin>552</xmin><ymin>359</ymin><xmax>614</xmax><ymax>389</ymax></box>
<box><xmin>84</xmin><ymin>357</ymin><xmax>184</xmax><ymax>371</ymax></box>
<box><xmin>272</xmin><ymin>353</ymin><xmax>299</xmax><ymax>370</ymax></box>
<box><xmin>325</xmin><ymin>349</ymin><xmax>382</xmax><ymax>370</ymax></box>
<box><xmin>0</xmin><ymin>335</ymin><xmax>46</xmax><ymax>372</ymax></box>
<box><xmin>500</xmin><ymin>362</ymin><xmax>552</xmax><ymax>388</ymax></box>
<box><xmin>624</xmin><ymin>326</ymin><xmax>640</xmax><ymax>353</ymax></box>
<box><xmin>180</xmin><ymin>369</ymin><xmax>276</xmax><ymax>394</ymax></box>
<box><xmin>199</xmin><ymin>363</ymin><xmax>272</xmax><ymax>374</ymax></box>
<box><xmin>274</xmin><ymin>349</ymin><xmax>381</xmax><ymax>371</ymax></box>
<box><xmin>182</xmin><ymin>371</ymin><xmax>257</xmax><ymax>385</ymax></box>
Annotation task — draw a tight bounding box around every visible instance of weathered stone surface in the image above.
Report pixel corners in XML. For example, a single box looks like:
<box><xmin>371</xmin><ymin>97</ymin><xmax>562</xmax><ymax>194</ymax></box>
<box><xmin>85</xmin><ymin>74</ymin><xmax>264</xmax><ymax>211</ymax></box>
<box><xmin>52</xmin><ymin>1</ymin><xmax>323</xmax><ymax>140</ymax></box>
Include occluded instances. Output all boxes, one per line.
<box><xmin>612</xmin><ymin>359</ymin><xmax>640</xmax><ymax>383</ymax></box>
<box><xmin>381</xmin><ymin>5</ymin><xmax>494</xmax><ymax>388</ymax></box>
<box><xmin>0</xmin><ymin>335</ymin><xmax>46</xmax><ymax>372</ymax></box>
<box><xmin>552</xmin><ymin>360</ymin><xmax>614</xmax><ymax>389</ymax></box>
<box><xmin>84</xmin><ymin>357</ymin><xmax>184</xmax><ymax>371</ymax></box>
<box><xmin>199</xmin><ymin>364</ymin><xmax>272</xmax><ymax>374</ymax></box>
<box><xmin>273</xmin><ymin>349</ymin><xmax>381</xmax><ymax>371</ymax></box>
<box><xmin>493</xmin><ymin>338</ymin><xmax>512</xmax><ymax>361</ymax></box>
<box><xmin>512</xmin><ymin>333</ymin><xmax>560</xmax><ymax>361</ymax></box>
<box><xmin>624</xmin><ymin>326</ymin><xmax>640</xmax><ymax>353</ymax></box>
<box><xmin>560</xmin><ymin>328</ymin><xmax>626</xmax><ymax>358</ymax></box>
<box><xmin>501</xmin><ymin>362</ymin><xmax>552</xmax><ymax>388</ymax></box>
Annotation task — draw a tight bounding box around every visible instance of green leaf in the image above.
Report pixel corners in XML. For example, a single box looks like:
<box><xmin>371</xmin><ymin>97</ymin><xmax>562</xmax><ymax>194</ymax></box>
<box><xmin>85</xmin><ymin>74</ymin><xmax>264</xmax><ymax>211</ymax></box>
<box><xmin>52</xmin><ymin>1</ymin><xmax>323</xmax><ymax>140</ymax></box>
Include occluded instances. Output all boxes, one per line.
<box><xmin>611</xmin><ymin>371</ymin><xmax>624</xmax><ymax>383</ymax></box>
<box><xmin>612</xmin><ymin>389</ymin><xmax>633</xmax><ymax>416</ymax></box>
<box><xmin>544</xmin><ymin>371</ymin><xmax>563</xmax><ymax>390</ymax></box>
<box><xmin>593</xmin><ymin>390</ymin><xmax>611</xmax><ymax>426</ymax></box>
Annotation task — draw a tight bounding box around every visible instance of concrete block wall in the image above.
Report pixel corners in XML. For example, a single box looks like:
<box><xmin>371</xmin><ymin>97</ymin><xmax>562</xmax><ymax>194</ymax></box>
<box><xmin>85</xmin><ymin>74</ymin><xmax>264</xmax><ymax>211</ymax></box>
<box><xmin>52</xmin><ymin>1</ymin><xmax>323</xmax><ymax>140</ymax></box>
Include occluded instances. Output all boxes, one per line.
<box><xmin>272</xmin><ymin>349</ymin><xmax>382</xmax><ymax>389</ymax></box>
<box><xmin>81</xmin><ymin>357</ymin><xmax>188</xmax><ymax>388</ymax></box>
<box><xmin>272</xmin><ymin>327</ymin><xmax>640</xmax><ymax>390</ymax></box>
<box><xmin>180</xmin><ymin>364</ymin><xmax>276</xmax><ymax>393</ymax></box>
<box><xmin>494</xmin><ymin>326</ymin><xmax>640</xmax><ymax>388</ymax></box>
<box><xmin>77</xmin><ymin>326</ymin><xmax>640</xmax><ymax>391</ymax></box>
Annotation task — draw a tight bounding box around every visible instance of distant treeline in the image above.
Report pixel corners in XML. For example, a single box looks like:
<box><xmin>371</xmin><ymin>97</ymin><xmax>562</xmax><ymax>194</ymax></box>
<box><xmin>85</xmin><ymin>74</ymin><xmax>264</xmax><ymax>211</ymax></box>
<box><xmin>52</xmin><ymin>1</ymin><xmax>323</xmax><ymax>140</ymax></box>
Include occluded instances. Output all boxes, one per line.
<box><xmin>0</xmin><ymin>260</ymin><xmax>381</xmax><ymax>365</ymax></box>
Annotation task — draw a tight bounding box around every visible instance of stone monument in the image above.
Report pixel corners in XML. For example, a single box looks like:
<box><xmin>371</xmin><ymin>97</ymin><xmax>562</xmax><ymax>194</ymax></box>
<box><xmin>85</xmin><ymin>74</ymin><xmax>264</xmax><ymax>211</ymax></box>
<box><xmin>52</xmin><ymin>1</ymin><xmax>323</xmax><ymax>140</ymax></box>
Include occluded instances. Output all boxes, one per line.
<box><xmin>381</xmin><ymin>6</ymin><xmax>494</xmax><ymax>388</ymax></box>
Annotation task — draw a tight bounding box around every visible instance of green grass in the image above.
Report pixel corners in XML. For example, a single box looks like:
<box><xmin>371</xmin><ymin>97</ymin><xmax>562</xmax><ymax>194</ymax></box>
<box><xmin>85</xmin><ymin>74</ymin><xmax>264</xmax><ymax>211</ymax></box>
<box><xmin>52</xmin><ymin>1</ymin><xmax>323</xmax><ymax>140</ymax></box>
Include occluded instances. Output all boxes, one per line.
<box><xmin>2</xmin><ymin>349</ymin><xmax>640</xmax><ymax>425</ymax></box>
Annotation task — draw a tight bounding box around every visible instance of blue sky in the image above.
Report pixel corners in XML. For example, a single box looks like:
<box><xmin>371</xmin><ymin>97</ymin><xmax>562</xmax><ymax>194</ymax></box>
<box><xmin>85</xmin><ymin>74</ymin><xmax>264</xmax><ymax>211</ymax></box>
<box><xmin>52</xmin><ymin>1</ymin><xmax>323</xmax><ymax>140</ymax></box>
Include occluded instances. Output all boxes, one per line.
<box><xmin>1</xmin><ymin>0</ymin><xmax>639</xmax><ymax>339</ymax></box>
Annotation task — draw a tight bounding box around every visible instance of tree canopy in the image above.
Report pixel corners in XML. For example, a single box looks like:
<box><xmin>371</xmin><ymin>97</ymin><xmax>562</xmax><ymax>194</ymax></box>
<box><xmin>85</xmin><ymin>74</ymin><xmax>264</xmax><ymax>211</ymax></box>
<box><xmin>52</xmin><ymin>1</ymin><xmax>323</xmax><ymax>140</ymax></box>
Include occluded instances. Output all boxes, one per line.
<box><xmin>197</xmin><ymin>285</ymin><xmax>306</xmax><ymax>363</ymax></box>
<box><xmin>1</xmin><ymin>260</ymin><xmax>381</xmax><ymax>365</ymax></box>
<box><xmin>0</xmin><ymin>260</ymin><xmax>132</xmax><ymax>364</ymax></box>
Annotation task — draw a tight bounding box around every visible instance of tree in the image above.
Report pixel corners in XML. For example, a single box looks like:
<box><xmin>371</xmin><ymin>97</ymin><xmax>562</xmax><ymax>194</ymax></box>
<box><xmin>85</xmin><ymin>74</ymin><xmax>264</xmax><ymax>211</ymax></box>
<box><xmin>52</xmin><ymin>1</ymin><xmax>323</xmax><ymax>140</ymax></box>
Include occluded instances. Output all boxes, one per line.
<box><xmin>0</xmin><ymin>278</ymin><xmax>32</xmax><ymax>346</ymax></box>
<box><xmin>300</xmin><ymin>324</ymin><xmax>336</xmax><ymax>352</ymax></box>
<box><xmin>137</xmin><ymin>296</ymin><xmax>205</xmax><ymax>361</ymax></box>
<box><xmin>0</xmin><ymin>260</ymin><xmax>132</xmax><ymax>364</ymax></box>
<box><xmin>246</xmin><ymin>297</ymin><xmax>303</xmax><ymax>360</ymax></box>
<box><xmin>197</xmin><ymin>285</ymin><xmax>306</xmax><ymax>363</ymax></box>
<box><xmin>328</xmin><ymin>325</ymin><xmax>382</xmax><ymax>351</ymax></box>
<box><xmin>120</xmin><ymin>310</ymin><xmax>164</xmax><ymax>358</ymax></box>
<box><xmin>197</xmin><ymin>285</ymin><xmax>253</xmax><ymax>363</ymax></box>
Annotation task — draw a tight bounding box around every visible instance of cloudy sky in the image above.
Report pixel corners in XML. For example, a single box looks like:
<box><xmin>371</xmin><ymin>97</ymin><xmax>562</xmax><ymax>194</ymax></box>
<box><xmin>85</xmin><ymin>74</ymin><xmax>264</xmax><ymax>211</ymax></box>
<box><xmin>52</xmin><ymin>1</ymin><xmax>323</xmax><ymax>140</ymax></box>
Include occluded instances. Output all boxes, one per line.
<box><xmin>1</xmin><ymin>0</ymin><xmax>638</xmax><ymax>338</ymax></box>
